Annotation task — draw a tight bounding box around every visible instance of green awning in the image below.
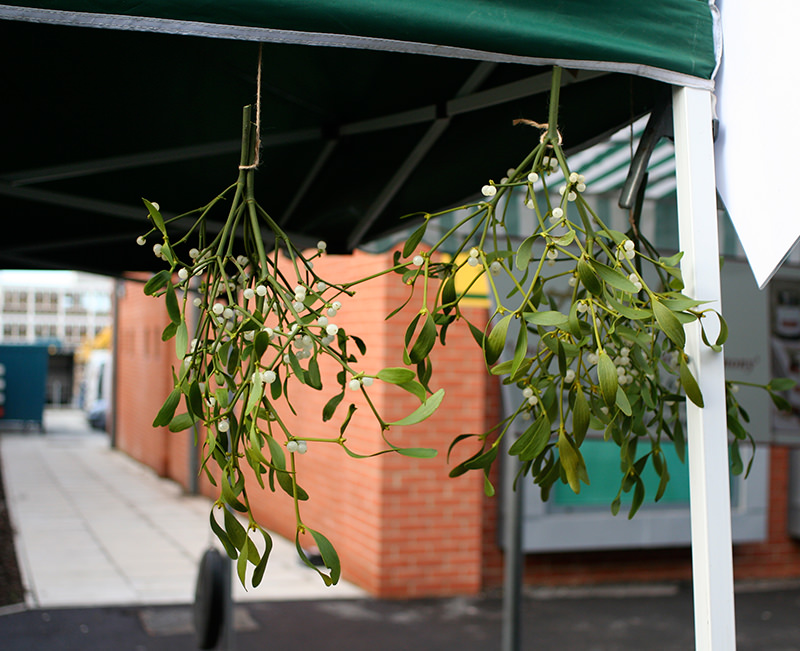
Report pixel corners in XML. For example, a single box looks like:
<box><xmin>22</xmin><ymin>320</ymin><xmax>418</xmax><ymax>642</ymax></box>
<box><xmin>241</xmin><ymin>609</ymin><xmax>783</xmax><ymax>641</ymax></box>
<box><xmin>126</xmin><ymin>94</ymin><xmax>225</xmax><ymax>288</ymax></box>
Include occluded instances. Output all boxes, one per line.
<box><xmin>0</xmin><ymin>1</ymin><xmax>720</xmax><ymax>276</ymax></box>
<box><xmin>2</xmin><ymin>1</ymin><xmax>719</xmax><ymax>86</ymax></box>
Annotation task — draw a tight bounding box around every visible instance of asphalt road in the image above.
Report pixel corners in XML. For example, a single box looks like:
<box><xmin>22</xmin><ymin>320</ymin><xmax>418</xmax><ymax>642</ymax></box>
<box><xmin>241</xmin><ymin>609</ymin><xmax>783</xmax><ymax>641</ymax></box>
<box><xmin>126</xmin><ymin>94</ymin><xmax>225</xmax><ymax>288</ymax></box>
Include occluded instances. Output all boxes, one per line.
<box><xmin>2</xmin><ymin>583</ymin><xmax>800</xmax><ymax>650</ymax></box>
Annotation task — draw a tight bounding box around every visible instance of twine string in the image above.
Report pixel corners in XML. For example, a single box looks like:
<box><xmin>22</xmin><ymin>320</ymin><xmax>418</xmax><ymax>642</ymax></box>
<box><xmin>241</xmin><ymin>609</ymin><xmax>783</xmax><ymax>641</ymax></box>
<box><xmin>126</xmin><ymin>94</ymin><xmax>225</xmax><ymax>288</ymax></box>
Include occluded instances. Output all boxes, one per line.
<box><xmin>240</xmin><ymin>43</ymin><xmax>263</xmax><ymax>170</ymax></box>
<box><xmin>513</xmin><ymin>118</ymin><xmax>563</xmax><ymax>145</ymax></box>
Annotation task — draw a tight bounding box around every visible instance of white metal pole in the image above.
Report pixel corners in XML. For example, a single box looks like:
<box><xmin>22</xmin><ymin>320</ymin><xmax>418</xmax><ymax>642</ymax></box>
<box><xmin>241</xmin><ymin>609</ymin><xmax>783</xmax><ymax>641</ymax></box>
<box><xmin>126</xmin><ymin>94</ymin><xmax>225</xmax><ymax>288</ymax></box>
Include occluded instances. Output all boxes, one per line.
<box><xmin>672</xmin><ymin>86</ymin><xmax>736</xmax><ymax>650</ymax></box>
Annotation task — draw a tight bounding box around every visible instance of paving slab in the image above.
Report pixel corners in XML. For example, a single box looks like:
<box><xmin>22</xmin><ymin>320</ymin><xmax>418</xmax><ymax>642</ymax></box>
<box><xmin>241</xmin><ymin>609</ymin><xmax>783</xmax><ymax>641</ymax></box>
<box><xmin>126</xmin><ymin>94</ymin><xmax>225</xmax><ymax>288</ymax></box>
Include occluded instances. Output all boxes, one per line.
<box><xmin>0</xmin><ymin>409</ymin><xmax>366</xmax><ymax>609</ymax></box>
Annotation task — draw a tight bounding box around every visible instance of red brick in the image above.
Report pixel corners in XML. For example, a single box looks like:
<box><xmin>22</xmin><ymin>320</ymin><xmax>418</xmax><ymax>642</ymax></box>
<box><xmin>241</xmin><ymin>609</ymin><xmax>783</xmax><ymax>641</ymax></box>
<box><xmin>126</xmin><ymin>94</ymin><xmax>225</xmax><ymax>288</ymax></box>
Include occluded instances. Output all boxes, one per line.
<box><xmin>114</xmin><ymin>256</ymin><xmax>800</xmax><ymax>599</ymax></box>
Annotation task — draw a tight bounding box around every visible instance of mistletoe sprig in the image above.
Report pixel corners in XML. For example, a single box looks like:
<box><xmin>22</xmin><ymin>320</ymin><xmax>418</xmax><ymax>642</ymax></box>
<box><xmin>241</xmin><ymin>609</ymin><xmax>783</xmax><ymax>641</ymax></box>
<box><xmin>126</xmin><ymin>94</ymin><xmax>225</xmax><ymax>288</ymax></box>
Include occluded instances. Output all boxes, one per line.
<box><xmin>139</xmin><ymin>67</ymin><xmax>794</xmax><ymax>590</ymax></box>
<box><xmin>395</xmin><ymin>66</ymin><xmax>791</xmax><ymax>517</ymax></box>
<box><xmin>138</xmin><ymin>106</ymin><xmax>441</xmax><ymax>588</ymax></box>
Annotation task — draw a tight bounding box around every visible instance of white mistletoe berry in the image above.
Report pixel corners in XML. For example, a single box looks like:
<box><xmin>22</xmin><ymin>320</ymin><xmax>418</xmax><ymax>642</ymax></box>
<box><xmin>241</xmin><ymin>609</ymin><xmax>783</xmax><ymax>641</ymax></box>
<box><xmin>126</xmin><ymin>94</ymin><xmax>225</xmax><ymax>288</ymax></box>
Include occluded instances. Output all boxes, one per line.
<box><xmin>481</xmin><ymin>184</ymin><xmax>497</xmax><ymax>197</ymax></box>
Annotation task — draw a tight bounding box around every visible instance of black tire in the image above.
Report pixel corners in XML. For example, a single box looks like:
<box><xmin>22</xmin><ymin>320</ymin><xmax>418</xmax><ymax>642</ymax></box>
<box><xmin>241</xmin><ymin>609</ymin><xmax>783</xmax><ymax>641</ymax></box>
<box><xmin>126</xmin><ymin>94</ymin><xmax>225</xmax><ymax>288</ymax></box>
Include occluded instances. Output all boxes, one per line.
<box><xmin>193</xmin><ymin>548</ymin><xmax>226</xmax><ymax>649</ymax></box>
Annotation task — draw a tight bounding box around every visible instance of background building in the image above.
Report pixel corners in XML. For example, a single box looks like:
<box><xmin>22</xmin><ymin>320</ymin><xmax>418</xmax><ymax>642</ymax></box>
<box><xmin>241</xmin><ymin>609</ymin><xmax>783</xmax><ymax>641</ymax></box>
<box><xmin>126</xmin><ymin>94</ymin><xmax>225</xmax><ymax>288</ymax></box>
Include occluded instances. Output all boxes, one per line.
<box><xmin>0</xmin><ymin>270</ymin><xmax>113</xmax><ymax>407</ymax></box>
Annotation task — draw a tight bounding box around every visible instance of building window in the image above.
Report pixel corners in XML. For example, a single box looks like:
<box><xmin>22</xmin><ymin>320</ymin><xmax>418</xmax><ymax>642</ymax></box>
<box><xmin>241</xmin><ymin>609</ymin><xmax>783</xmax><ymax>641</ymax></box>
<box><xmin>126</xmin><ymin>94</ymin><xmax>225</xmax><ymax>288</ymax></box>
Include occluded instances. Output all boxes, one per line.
<box><xmin>64</xmin><ymin>324</ymin><xmax>87</xmax><ymax>345</ymax></box>
<box><xmin>64</xmin><ymin>292</ymin><xmax>87</xmax><ymax>315</ymax></box>
<box><xmin>34</xmin><ymin>324</ymin><xmax>58</xmax><ymax>340</ymax></box>
<box><xmin>2</xmin><ymin>323</ymin><xmax>28</xmax><ymax>341</ymax></box>
<box><xmin>3</xmin><ymin>291</ymin><xmax>28</xmax><ymax>314</ymax></box>
<box><xmin>34</xmin><ymin>291</ymin><xmax>58</xmax><ymax>314</ymax></box>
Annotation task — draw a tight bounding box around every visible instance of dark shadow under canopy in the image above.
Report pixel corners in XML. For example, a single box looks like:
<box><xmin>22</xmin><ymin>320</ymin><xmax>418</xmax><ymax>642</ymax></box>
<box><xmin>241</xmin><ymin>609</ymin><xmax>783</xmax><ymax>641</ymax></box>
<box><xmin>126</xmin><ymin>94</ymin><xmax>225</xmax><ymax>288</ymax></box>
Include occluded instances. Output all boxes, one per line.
<box><xmin>0</xmin><ymin>4</ymin><xmax>711</xmax><ymax>276</ymax></box>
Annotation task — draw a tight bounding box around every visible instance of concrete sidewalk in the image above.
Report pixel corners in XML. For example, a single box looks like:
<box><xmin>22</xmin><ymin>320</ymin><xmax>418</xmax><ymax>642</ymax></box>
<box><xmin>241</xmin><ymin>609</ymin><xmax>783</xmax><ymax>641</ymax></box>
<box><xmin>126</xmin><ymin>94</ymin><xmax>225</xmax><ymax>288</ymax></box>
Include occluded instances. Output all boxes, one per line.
<box><xmin>0</xmin><ymin>408</ymin><xmax>366</xmax><ymax>609</ymax></box>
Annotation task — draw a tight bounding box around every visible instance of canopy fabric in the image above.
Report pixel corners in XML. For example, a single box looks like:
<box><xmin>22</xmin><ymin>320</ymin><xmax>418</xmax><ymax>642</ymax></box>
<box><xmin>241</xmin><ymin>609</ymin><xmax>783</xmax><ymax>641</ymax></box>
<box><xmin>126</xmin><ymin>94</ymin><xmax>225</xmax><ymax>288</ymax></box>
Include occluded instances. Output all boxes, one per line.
<box><xmin>1</xmin><ymin>1</ymin><xmax>719</xmax><ymax>88</ymax></box>
<box><xmin>0</xmin><ymin>2</ymin><xmax>720</xmax><ymax>276</ymax></box>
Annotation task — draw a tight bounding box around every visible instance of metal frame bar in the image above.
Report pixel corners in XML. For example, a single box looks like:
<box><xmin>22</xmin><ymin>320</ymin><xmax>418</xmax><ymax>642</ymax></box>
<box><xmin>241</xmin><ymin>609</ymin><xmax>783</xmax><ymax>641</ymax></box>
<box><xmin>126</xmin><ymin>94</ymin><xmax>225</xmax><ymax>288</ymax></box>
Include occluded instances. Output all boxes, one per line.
<box><xmin>672</xmin><ymin>85</ymin><xmax>736</xmax><ymax>650</ymax></box>
<box><xmin>346</xmin><ymin>61</ymin><xmax>498</xmax><ymax>249</ymax></box>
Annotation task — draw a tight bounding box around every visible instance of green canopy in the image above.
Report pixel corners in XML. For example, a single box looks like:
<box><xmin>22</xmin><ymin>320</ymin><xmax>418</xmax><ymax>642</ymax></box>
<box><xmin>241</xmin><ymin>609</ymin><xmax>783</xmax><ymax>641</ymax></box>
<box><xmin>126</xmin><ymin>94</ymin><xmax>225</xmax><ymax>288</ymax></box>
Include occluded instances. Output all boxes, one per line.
<box><xmin>0</xmin><ymin>1</ymin><xmax>719</xmax><ymax>275</ymax></box>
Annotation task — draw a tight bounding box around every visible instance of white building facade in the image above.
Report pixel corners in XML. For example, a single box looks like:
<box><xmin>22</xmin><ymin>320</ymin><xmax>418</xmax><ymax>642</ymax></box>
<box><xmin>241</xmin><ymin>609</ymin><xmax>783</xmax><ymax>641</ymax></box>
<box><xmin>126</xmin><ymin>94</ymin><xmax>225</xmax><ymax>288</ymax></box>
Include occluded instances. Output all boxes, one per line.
<box><xmin>0</xmin><ymin>270</ymin><xmax>113</xmax><ymax>352</ymax></box>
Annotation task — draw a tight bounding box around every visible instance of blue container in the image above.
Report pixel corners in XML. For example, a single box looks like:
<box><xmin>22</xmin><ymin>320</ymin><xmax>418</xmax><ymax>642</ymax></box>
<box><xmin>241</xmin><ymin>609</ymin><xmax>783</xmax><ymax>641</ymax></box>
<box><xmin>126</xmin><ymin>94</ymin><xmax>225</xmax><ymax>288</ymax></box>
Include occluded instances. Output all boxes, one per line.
<box><xmin>0</xmin><ymin>344</ymin><xmax>49</xmax><ymax>429</ymax></box>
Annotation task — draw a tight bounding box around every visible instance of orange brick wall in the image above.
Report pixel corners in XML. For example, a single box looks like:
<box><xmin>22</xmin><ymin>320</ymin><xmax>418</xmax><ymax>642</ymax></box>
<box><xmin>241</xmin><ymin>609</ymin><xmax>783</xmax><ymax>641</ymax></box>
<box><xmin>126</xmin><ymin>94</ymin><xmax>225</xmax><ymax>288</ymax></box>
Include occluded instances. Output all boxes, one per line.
<box><xmin>115</xmin><ymin>256</ymin><xmax>800</xmax><ymax>598</ymax></box>
<box><xmin>115</xmin><ymin>272</ymin><xmax>174</xmax><ymax>476</ymax></box>
<box><xmin>732</xmin><ymin>447</ymin><xmax>800</xmax><ymax>581</ymax></box>
<box><xmin>115</xmin><ymin>253</ymin><xmax>493</xmax><ymax>597</ymax></box>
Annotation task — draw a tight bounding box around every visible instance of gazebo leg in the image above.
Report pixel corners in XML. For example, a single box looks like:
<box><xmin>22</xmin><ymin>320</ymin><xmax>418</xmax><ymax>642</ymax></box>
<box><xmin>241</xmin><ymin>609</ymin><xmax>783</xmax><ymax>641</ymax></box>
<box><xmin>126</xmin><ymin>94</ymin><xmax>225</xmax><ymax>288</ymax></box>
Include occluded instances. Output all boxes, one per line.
<box><xmin>673</xmin><ymin>85</ymin><xmax>736</xmax><ymax>650</ymax></box>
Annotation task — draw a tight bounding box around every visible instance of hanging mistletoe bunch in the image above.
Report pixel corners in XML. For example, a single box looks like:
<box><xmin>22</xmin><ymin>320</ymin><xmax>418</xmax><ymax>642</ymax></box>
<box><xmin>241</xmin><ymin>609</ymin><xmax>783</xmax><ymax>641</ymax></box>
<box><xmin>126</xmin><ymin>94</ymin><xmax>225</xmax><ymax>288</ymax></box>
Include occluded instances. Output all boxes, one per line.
<box><xmin>393</xmin><ymin>67</ymin><xmax>791</xmax><ymax>517</ymax></box>
<box><xmin>137</xmin><ymin>106</ymin><xmax>442</xmax><ymax>588</ymax></box>
<box><xmin>139</xmin><ymin>66</ymin><xmax>792</xmax><ymax>589</ymax></box>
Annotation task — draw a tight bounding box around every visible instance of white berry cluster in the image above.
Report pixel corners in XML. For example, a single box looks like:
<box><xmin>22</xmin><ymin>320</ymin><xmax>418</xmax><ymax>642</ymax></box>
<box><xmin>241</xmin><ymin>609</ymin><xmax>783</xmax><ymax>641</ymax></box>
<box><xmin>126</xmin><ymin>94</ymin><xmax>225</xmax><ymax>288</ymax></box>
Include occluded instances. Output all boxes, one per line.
<box><xmin>618</xmin><ymin>239</ymin><xmax>636</xmax><ymax>261</ymax></box>
<box><xmin>348</xmin><ymin>375</ymin><xmax>374</xmax><ymax>391</ymax></box>
<box><xmin>286</xmin><ymin>439</ymin><xmax>308</xmax><ymax>454</ymax></box>
<box><xmin>613</xmin><ymin>347</ymin><xmax>637</xmax><ymax>386</ymax></box>
<box><xmin>627</xmin><ymin>273</ymin><xmax>643</xmax><ymax>292</ymax></box>
<box><xmin>557</xmin><ymin>171</ymin><xmax>587</xmax><ymax>203</ymax></box>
